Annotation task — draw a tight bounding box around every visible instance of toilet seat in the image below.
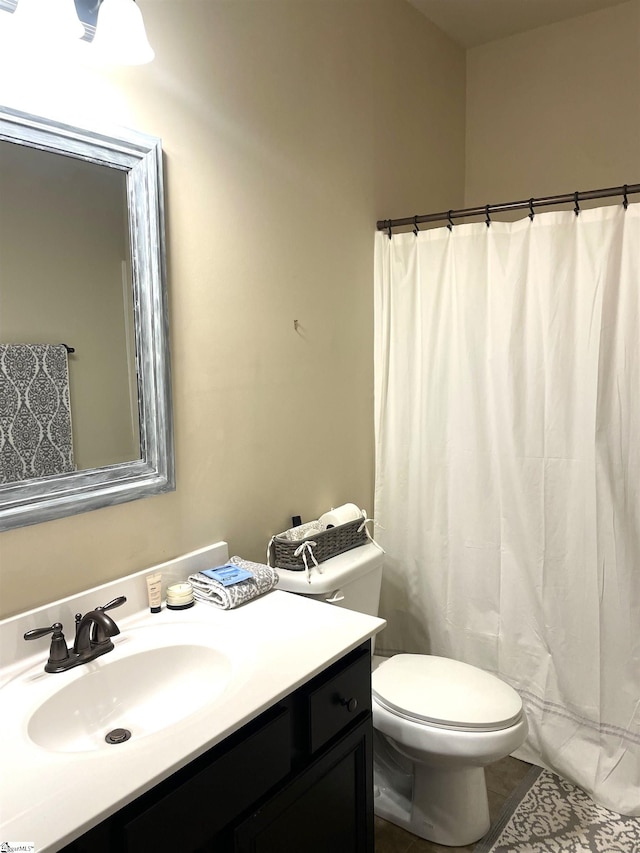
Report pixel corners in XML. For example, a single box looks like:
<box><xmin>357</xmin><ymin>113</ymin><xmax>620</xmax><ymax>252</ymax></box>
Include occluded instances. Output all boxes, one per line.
<box><xmin>372</xmin><ymin>654</ymin><xmax>523</xmax><ymax>732</ymax></box>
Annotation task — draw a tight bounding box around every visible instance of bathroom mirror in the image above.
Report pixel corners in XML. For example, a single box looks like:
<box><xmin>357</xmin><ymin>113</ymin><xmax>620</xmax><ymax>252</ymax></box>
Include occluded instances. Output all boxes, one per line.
<box><xmin>0</xmin><ymin>105</ymin><xmax>174</xmax><ymax>531</ymax></box>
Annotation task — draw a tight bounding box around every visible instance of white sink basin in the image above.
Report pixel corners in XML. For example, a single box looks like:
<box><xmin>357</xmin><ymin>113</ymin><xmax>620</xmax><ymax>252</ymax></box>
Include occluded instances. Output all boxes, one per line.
<box><xmin>1</xmin><ymin>621</ymin><xmax>241</xmax><ymax>754</ymax></box>
<box><xmin>28</xmin><ymin>643</ymin><xmax>232</xmax><ymax>753</ymax></box>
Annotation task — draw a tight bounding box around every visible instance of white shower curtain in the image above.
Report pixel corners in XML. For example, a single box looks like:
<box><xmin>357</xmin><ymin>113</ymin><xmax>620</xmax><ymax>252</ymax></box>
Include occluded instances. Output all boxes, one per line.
<box><xmin>373</xmin><ymin>203</ymin><xmax>640</xmax><ymax>815</ymax></box>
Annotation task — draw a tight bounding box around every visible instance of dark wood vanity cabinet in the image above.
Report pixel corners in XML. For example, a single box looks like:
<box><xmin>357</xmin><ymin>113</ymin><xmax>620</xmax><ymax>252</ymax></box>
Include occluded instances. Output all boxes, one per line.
<box><xmin>235</xmin><ymin>719</ymin><xmax>371</xmax><ymax>853</ymax></box>
<box><xmin>61</xmin><ymin>642</ymin><xmax>373</xmax><ymax>853</ymax></box>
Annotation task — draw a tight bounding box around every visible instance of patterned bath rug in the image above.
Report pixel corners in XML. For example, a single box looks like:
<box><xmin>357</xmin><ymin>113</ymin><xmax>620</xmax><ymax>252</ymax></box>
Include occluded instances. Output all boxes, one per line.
<box><xmin>474</xmin><ymin>766</ymin><xmax>640</xmax><ymax>853</ymax></box>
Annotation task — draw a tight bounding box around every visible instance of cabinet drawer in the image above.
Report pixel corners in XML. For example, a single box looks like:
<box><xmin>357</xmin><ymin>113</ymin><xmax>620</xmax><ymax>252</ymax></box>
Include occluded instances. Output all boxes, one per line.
<box><xmin>307</xmin><ymin>646</ymin><xmax>371</xmax><ymax>753</ymax></box>
<box><xmin>123</xmin><ymin>707</ymin><xmax>291</xmax><ymax>852</ymax></box>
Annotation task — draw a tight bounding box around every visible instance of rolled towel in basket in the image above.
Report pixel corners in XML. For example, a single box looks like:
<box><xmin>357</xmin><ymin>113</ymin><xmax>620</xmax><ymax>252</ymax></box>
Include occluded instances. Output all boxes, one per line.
<box><xmin>279</xmin><ymin>520</ymin><xmax>323</xmax><ymax>542</ymax></box>
<box><xmin>189</xmin><ymin>556</ymin><xmax>279</xmax><ymax>610</ymax></box>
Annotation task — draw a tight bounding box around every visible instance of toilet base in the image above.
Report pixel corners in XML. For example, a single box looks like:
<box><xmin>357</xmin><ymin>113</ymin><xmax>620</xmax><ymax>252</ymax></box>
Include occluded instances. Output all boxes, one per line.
<box><xmin>374</xmin><ymin>759</ymin><xmax>491</xmax><ymax>846</ymax></box>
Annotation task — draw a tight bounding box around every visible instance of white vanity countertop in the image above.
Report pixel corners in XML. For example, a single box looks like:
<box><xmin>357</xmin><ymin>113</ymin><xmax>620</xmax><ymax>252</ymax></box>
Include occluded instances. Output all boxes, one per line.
<box><xmin>0</xmin><ymin>545</ymin><xmax>385</xmax><ymax>852</ymax></box>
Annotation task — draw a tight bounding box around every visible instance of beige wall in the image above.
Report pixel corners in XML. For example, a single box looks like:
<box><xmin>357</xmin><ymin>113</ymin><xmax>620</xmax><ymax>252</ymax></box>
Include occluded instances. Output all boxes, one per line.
<box><xmin>465</xmin><ymin>0</ymin><xmax>640</xmax><ymax>206</ymax></box>
<box><xmin>0</xmin><ymin>0</ymin><xmax>465</xmax><ymax>617</ymax></box>
<box><xmin>1</xmin><ymin>0</ymin><xmax>637</xmax><ymax>620</ymax></box>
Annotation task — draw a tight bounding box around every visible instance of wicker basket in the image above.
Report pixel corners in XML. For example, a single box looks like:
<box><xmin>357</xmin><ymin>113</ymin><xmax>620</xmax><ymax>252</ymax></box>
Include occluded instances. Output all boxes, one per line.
<box><xmin>268</xmin><ymin>517</ymin><xmax>368</xmax><ymax>571</ymax></box>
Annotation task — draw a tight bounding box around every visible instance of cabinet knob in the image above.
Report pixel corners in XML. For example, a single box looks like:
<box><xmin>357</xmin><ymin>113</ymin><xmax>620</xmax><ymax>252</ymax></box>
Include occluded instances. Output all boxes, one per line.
<box><xmin>340</xmin><ymin>697</ymin><xmax>358</xmax><ymax>713</ymax></box>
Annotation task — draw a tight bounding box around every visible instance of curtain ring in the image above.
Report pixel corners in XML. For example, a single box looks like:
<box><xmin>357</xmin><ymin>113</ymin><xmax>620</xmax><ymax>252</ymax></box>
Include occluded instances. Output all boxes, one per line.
<box><xmin>386</xmin><ymin>220</ymin><xmax>392</xmax><ymax>240</ymax></box>
<box><xmin>485</xmin><ymin>204</ymin><xmax>491</xmax><ymax>227</ymax></box>
<box><xmin>623</xmin><ymin>184</ymin><xmax>629</xmax><ymax>210</ymax></box>
<box><xmin>528</xmin><ymin>198</ymin><xmax>535</xmax><ymax>221</ymax></box>
<box><xmin>413</xmin><ymin>215</ymin><xmax>420</xmax><ymax>236</ymax></box>
<box><xmin>447</xmin><ymin>210</ymin><xmax>454</xmax><ymax>231</ymax></box>
<box><xmin>574</xmin><ymin>191</ymin><xmax>580</xmax><ymax>216</ymax></box>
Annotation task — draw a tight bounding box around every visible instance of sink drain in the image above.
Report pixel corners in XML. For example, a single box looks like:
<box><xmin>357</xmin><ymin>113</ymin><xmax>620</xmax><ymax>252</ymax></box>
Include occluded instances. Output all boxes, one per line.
<box><xmin>105</xmin><ymin>727</ymin><xmax>132</xmax><ymax>744</ymax></box>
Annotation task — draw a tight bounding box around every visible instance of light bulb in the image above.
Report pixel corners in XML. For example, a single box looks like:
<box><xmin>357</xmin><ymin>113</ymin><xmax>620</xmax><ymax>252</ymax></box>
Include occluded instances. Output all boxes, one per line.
<box><xmin>91</xmin><ymin>0</ymin><xmax>154</xmax><ymax>66</ymax></box>
<box><xmin>11</xmin><ymin>0</ymin><xmax>85</xmax><ymax>42</ymax></box>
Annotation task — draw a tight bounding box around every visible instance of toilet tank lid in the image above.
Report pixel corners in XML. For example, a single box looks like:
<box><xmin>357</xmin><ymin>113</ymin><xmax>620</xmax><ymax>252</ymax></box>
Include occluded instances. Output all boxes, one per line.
<box><xmin>274</xmin><ymin>543</ymin><xmax>383</xmax><ymax>595</ymax></box>
<box><xmin>372</xmin><ymin>655</ymin><xmax>523</xmax><ymax>731</ymax></box>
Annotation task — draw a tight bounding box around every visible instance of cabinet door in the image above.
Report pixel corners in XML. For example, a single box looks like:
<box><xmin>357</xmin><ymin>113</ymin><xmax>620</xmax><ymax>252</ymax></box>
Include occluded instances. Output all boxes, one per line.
<box><xmin>235</xmin><ymin>718</ymin><xmax>373</xmax><ymax>853</ymax></box>
<box><xmin>122</xmin><ymin>707</ymin><xmax>291</xmax><ymax>852</ymax></box>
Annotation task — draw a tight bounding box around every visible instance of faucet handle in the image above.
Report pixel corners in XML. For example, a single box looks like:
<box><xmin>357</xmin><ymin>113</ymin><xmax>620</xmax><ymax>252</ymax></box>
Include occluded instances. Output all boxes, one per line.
<box><xmin>24</xmin><ymin>622</ymin><xmax>70</xmax><ymax>671</ymax></box>
<box><xmin>98</xmin><ymin>596</ymin><xmax>127</xmax><ymax>613</ymax></box>
<box><xmin>24</xmin><ymin>621</ymin><xmax>65</xmax><ymax>642</ymax></box>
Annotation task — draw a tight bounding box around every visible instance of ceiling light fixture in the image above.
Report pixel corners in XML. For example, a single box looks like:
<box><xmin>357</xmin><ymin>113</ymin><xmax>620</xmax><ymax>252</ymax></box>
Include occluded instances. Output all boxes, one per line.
<box><xmin>0</xmin><ymin>0</ymin><xmax>155</xmax><ymax>65</ymax></box>
<box><xmin>11</xmin><ymin>0</ymin><xmax>85</xmax><ymax>43</ymax></box>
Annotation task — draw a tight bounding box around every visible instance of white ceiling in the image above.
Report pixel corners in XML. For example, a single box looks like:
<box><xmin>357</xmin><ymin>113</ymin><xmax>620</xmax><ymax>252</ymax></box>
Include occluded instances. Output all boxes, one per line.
<box><xmin>407</xmin><ymin>0</ymin><xmax>630</xmax><ymax>48</ymax></box>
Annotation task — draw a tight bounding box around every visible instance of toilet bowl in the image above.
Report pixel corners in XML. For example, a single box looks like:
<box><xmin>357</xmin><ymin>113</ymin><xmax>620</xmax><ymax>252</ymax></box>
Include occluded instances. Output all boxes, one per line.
<box><xmin>372</xmin><ymin>653</ymin><xmax>527</xmax><ymax>846</ymax></box>
<box><xmin>274</xmin><ymin>542</ymin><xmax>528</xmax><ymax>847</ymax></box>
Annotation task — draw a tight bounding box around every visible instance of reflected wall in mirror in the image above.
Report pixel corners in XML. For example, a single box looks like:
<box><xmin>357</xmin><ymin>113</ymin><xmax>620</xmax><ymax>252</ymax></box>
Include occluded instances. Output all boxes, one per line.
<box><xmin>0</xmin><ymin>141</ymin><xmax>140</xmax><ymax>477</ymax></box>
<box><xmin>0</xmin><ymin>105</ymin><xmax>174</xmax><ymax>530</ymax></box>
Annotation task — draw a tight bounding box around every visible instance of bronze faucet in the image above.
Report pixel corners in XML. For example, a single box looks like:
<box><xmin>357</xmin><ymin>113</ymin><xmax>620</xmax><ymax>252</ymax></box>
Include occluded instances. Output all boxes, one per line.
<box><xmin>24</xmin><ymin>596</ymin><xmax>127</xmax><ymax>673</ymax></box>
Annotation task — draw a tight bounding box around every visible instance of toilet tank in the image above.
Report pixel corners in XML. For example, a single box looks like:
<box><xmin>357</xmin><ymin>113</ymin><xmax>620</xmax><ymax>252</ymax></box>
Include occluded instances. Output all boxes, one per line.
<box><xmin>274</xmin><ymin>543</ymin><xmax>383</xmax><ymax>618</ymax></box>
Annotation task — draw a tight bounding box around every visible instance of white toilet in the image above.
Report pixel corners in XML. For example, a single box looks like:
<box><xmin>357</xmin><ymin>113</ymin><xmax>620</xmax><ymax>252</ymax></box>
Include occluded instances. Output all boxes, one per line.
<box><xmin>275</xmin><ymin>543</ymin><xmax>528</xmax><ymax>847</ymax></box>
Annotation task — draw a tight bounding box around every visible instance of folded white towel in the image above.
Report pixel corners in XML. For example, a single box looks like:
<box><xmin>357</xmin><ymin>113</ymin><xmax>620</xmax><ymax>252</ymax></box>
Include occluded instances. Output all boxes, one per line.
<box><xmin>188</xmin><ymin>556</ymin><xmax>279</xmax><ymax>610</ymax></box>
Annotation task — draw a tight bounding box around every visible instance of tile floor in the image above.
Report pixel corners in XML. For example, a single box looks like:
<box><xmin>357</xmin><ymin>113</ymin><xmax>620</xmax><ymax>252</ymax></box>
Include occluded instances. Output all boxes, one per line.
<box><xmin>374</xmin><ymin>755</ymin><xmax>531</xmax><ymax>853</ymax></box>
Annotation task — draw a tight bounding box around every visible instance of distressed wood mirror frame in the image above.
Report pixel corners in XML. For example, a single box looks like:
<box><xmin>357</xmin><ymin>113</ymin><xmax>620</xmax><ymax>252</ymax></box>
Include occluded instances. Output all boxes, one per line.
<box><xmin>0</xmin><ymin>105</ymin><xmax>174</xmax><ymax>531</ymax></box>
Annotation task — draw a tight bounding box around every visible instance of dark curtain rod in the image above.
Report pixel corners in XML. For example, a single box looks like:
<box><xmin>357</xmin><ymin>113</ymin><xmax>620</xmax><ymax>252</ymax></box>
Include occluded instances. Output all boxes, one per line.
<box><xmin>377</xmin><ymin>183</ymin><xmax>640</xmax><ymax>235</ymax></box>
